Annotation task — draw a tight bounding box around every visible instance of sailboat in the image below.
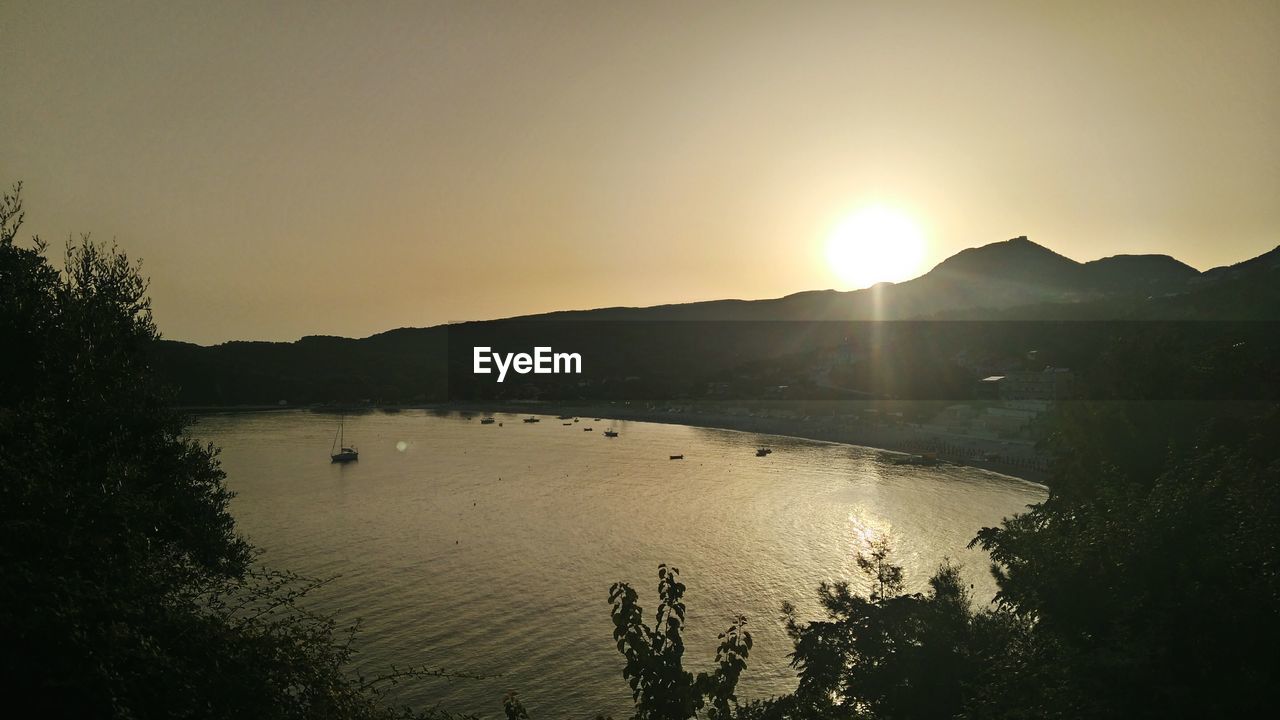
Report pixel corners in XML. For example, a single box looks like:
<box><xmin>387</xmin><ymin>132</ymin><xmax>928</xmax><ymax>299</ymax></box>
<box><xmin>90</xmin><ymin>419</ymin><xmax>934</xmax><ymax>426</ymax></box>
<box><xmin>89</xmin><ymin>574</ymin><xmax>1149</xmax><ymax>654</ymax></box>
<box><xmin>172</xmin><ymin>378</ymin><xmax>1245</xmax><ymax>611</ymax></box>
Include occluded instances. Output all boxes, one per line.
<box><xmin>330</xmin><ymin>420</ymin><xmax>358</xmax><ymax>463</ymax></box>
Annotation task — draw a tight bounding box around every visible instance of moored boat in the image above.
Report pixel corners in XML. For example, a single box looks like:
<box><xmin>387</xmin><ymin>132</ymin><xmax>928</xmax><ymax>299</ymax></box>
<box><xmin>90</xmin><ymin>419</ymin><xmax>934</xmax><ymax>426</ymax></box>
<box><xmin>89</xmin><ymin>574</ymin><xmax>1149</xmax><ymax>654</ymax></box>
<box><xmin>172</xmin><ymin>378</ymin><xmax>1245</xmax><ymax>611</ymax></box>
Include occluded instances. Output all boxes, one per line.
<box><xmin>891</xmin><ymin>452</ymin><xmax>938</xmax><ymax>466</ymax></box>
<box><xmin>330</xmin><ymin>420</ymin><xmax>358</xmax><ymax>463</ymax></box>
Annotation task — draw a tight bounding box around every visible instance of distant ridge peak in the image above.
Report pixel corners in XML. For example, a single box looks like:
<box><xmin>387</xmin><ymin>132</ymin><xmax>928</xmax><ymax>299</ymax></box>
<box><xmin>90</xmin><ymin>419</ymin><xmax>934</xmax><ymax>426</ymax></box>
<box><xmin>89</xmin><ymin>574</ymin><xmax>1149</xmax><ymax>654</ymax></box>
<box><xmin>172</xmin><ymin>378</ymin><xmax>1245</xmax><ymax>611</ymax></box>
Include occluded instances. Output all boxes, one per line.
<box><xmin>982</xmin><ymin>235</ymin><xmax>1036</xmax><ymax>247</ymax></box>
<box><xmin>932</xmin><ymin>235</ymin><xmax>1076</xmax><ymax>275</ymax></box>
<box><xmin>943</xmin><ymin>236</ymin><xmax>1061</xmax><ymax>259</ymax></box>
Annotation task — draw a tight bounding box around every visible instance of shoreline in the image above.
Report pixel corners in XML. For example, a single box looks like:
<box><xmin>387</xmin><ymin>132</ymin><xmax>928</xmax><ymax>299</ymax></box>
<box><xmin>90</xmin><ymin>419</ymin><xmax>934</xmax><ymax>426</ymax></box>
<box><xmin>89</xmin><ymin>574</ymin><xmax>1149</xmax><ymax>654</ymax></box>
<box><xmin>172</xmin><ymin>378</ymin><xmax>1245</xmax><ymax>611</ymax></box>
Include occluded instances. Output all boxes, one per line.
<box><xmin>469</xmin><ymin>403</ymin><xmax>1052</xmax><ymax>487</ymax></box>
<box><xmin>184</xmin><ymin>401</ymin><xmax>1051</xmax><ymax>486</ymax></box>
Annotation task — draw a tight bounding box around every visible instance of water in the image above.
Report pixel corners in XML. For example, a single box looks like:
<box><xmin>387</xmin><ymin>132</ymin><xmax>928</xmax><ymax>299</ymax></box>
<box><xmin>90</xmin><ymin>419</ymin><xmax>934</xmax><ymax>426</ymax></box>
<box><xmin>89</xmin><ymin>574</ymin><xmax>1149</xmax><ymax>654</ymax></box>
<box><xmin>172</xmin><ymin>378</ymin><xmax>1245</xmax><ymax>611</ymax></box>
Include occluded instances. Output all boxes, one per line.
<box><xmin>194</xmin><ymin>409</ymin><xmax>1046</xmax><ymax>718</ymax></box>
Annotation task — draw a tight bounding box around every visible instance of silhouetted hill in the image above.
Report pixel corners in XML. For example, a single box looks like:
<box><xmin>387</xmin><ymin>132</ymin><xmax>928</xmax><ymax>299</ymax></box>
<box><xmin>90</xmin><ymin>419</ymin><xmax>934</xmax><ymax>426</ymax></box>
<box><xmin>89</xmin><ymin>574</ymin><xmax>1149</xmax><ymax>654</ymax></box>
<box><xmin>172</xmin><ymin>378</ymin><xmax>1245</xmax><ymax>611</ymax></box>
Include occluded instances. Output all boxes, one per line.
<box><xmin>153</xmin><ymin>331</ymin><xmax>448</xmax><ymax>405</ymax></box>
<box><xmin>931</xmin><ymin>236</ymin><xmax>1082</xmax><ymax>286</ymax></box>
<box><xmin>520</xmin><ymin>238</ymin><xmax>1213</xmax><ymax>323</ymax></box>
<box><xmin>1150</xmin><ymin>244</ymin><xmax>1280</xmax><ymax>320</ymax></box>
<box><xmin>1082</xmin><ymin>254</ymin><xmax>1200</xmax><ymax>291</ymax></box>
<box><xmin>1201</xmin><ymin>244</ymin><xmax>1280</xmax><ymax>281</ymax></box>
<box><xmin>153</xmin><ymin>237</ymin><xmax>1279</xmax><ymax>405</ymax></box>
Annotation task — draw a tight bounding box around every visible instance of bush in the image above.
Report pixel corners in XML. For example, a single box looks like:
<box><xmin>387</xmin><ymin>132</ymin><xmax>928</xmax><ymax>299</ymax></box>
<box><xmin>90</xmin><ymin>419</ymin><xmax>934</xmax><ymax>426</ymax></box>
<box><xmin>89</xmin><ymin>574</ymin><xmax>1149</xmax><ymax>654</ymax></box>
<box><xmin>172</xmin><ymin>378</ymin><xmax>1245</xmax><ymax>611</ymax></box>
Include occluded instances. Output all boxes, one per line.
<box><xmin>0</xmin><ymin>183</ymin><xmax>464</xmax><ymax>719</ymax></box>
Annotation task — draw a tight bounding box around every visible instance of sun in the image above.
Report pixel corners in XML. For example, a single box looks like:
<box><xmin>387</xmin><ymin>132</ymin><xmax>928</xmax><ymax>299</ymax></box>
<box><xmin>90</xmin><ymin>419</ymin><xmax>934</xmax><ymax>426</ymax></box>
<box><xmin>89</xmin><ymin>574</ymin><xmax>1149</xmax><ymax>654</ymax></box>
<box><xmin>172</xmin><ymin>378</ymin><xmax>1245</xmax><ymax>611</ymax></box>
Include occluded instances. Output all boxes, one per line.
<box><xmin>825</xmin><ymin>206</ymin><xmax>927</xmax><ymax>289</ymax></box>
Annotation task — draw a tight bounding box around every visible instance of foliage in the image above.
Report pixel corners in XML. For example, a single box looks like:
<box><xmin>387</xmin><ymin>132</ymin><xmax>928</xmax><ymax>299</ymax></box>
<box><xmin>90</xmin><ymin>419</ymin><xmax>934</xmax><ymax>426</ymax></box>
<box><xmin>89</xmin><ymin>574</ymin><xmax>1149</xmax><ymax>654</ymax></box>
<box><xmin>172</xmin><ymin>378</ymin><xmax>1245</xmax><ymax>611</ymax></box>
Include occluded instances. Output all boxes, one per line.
<box><xmin>972</xmin><ymin>407</ymin><xmax>1280</xmax><ymax>717</ymax></box>
<box><xmin>729</xmin><ymin>541</ymin><xmax>1012</xmax><ymax>720</ymax></box>
<box><xmin>0</xmin><ymin>183</ymin><xmax>468</xmax><ymax>719</ymax></box>
<box><xmin>608</xmin><ymin>564</ymin><xmax>752</xmax><ymax>720</ymax></box>
<box><xmin>959</xmin><ymin>331</ymin><xmax>1280</xmax><ymax>716</ymax></box>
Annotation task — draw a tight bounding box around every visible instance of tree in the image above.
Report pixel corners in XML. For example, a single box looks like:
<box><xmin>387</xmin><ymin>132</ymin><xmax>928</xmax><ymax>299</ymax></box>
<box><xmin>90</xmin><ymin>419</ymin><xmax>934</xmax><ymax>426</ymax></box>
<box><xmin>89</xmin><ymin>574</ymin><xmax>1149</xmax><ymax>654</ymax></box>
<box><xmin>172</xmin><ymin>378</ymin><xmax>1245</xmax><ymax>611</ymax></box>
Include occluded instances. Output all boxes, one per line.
<box><xmin>972</xmin><ymin>413</ymin><xmax>1280</xmax><ymax>718</ymax></box>
<box><xmin>0</xmin><ymin>183</ymin><xmax>467</xmax><ymax>718</ymax></box>
<box><xmin>608</xmin><ymin>564</ymin><xmax>753</xmax><ymax>720</ymax></box>
<box><xmin>735</xmin><ymin>539</ymin><xmax>1007</xmax><ymax>720</ymax></box>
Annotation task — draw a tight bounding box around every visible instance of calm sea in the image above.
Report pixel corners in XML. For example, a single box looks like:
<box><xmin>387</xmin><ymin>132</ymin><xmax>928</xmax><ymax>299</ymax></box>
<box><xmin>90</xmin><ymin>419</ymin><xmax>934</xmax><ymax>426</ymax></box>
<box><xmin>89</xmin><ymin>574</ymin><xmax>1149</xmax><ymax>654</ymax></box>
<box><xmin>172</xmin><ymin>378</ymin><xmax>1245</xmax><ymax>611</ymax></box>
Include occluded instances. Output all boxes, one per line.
<box><xmin>194</xmin><ymin>409</ymin><xmax>1046</xmax><ymax>718</ymax></box>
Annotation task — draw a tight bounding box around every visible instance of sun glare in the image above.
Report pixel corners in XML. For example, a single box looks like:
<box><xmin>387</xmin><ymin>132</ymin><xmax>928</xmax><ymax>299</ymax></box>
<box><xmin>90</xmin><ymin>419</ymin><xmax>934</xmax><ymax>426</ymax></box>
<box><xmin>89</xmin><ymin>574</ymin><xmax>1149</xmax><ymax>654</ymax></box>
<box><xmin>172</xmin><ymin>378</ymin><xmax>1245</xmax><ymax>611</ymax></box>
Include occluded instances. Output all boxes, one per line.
<box><xmin>825</xmin><ymin>206</ymin><xmax>927</xmax><ymax>289</ymax></box>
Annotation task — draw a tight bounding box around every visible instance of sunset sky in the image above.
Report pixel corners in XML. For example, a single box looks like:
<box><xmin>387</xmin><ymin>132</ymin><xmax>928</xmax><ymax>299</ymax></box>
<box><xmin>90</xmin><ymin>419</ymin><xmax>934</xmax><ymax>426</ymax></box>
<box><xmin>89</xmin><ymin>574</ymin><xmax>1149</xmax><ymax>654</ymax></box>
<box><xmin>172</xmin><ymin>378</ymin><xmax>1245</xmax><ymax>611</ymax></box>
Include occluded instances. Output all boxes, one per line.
<box><xmin>3</xmin><ymin>1</ymin><xmax>1277</xmax><ymax>344</ymax></box>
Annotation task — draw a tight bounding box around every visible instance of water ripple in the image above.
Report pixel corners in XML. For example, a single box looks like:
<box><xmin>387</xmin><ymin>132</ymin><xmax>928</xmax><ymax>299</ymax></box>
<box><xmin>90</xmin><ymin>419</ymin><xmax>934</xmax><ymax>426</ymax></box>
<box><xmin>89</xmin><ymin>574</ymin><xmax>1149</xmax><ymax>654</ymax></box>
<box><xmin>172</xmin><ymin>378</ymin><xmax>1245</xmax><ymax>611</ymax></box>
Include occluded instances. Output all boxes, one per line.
<box><xmin>195</xmin><ymin>410</ymin><xmax>1045</xmax><ymax>718</ymax></box>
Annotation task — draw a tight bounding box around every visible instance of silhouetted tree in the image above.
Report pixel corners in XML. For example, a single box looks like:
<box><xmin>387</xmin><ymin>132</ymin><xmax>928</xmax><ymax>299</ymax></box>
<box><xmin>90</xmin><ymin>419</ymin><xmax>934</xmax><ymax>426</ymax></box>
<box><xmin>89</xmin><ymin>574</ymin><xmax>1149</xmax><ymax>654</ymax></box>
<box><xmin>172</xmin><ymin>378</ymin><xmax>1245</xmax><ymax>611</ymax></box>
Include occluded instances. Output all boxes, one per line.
<box><xmin>0</xmin><ymin>183</ymin><xmax>469</xmax><ymax>719</ymax></box>
<box><xmin>732</xmin><ymin>540</ymin><xmax>1010</xmax><ymax>720</ymax></box>
<box><xmin>972</xmin><ymin>411</ymin><xmax>1280</xmax><ymax>717</ymax></box>
<box><xmin>609</xmin><ymin>564</ymin><xmax>752</xmax><ymax>720</ymax></box>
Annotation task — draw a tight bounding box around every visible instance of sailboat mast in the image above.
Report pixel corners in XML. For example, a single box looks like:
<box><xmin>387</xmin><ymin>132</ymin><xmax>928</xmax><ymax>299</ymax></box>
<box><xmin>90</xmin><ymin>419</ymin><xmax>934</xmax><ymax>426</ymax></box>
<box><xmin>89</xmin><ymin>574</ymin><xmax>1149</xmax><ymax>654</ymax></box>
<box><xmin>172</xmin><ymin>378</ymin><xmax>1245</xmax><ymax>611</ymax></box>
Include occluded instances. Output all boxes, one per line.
<box><xmin>328</xmin><ymin>415</ymin><xmax>358</xmax><ymax>463</ymax></box>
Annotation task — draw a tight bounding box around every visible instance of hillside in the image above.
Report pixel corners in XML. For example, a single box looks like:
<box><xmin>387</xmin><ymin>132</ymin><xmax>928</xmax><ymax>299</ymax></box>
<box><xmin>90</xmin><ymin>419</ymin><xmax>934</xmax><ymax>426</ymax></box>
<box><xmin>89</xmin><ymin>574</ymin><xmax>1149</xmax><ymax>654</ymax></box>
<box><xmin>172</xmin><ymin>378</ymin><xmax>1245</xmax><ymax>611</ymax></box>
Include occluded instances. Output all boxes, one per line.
<box><xmin>153</xmin><ymin>237</ymin><xmax>1280</xmax><ymax>405</ymax></box>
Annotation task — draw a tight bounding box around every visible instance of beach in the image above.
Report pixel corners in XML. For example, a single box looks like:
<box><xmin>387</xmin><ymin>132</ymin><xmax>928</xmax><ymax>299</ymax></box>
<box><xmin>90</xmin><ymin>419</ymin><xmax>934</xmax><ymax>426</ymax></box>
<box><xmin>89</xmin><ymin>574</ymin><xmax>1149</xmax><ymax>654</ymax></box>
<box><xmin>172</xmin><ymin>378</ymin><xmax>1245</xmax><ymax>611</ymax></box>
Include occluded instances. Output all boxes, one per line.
<box><xmin>449</xmin><ymin>400</ymin><xmax>1052</xmax><ymax>486</ymax></box>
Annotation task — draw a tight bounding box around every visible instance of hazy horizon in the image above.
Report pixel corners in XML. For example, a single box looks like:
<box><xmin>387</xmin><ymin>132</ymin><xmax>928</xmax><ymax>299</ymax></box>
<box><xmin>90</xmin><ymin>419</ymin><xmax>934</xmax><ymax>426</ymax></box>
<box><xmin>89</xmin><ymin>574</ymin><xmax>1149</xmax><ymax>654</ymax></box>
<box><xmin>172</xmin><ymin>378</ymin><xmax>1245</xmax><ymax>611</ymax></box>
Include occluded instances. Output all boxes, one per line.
<box><xmin>153</xmin><ymin>235</ymin><xmax>1278</xmax><ymax>345</ymax></box>
<box><xmin>3</xmin><ymin>0</ymin><xmax>1277</xmax><ymax>344</ymax></box>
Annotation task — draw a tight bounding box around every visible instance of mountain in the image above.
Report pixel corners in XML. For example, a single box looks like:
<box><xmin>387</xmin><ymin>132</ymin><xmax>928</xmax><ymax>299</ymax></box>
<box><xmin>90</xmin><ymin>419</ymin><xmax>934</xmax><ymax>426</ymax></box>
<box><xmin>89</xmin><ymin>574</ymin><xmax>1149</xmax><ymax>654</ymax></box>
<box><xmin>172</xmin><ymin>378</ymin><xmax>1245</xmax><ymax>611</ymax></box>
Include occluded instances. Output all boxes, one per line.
<box><xmin>519</xmin><ymin>237</ymin><xmax>1215</xmax><ymax>323</ymax></box>
<box><xmin>1201</xmin><ymin>244</ymin><xmax>1280</xmax><ymax>282</ymax></box>
<box><xmin>152</xmin><ymin>237</ymin><xmax>1280</xmax><ymax>405</ymax></box>
<box><xmin>1147</xmin><ymin>244</ymin><xmax>1280</xmax><ymax>320</ymax></box>
<box><xmin>1081</xmin><ymin>254</ymin><xmax>1200</xmax><ymax>292</ymax></box>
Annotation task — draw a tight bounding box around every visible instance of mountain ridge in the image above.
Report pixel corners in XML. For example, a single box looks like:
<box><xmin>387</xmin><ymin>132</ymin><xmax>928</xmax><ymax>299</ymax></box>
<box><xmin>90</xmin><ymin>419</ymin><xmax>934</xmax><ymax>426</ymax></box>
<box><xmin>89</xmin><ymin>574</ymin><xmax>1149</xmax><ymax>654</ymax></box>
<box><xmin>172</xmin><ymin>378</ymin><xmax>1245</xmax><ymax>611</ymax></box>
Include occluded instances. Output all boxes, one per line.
<box><xmin>493</xmin><ymin>236</ymin><xmax>1266</xmax><ymax>327</ymax></box>
<box><xmin>151</xmin><ymin>237</ymin><xmax>1280</xmax><ymax>405</ymax></box>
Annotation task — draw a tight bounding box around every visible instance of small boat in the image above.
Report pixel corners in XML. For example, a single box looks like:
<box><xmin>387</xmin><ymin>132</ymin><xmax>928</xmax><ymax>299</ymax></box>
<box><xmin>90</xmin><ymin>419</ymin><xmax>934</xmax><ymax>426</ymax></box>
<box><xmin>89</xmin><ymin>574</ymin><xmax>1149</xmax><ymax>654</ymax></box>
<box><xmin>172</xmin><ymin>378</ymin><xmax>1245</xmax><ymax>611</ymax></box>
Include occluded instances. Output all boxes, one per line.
<box><xmin>583</xmin><ymin>427</ymin><xmax>593</xmax><ymax>432</ymax></box>
<box><xmin>523</xmin><ymin>417</ymin><xmax>540</xmax><ymax>423</ymax></box>
<box><xmin>480</xmin><ymin>417</ymin><xmax>496</xmax><ymax>425</ymax></box>
<box><xmin>669</xmin><ymin>454</ymin><xmax>684</xmax><ymax>460</ymax></box>
<box><xmin>603</xmin><ymin>429</ymin><xmax>619</xmax><ymax>438</ymax></box>
<box><xmin>891</xmin><ymin>452</ymin><xmax>938</xmax><ymax>467</ymax></box>
<box><xmin>330</xmin><ymin>420</ymin><xmax>358</xmax><ymax>463</ymax></box>
<box><xmin>563</xmin><ymin>422</ymin><xmax>572</xmax><ymax>426</ymax></box>
<box><xmin>557</xmin><ymin>414</ymin><xmax>573</xmax><ymax>420</ymax></box>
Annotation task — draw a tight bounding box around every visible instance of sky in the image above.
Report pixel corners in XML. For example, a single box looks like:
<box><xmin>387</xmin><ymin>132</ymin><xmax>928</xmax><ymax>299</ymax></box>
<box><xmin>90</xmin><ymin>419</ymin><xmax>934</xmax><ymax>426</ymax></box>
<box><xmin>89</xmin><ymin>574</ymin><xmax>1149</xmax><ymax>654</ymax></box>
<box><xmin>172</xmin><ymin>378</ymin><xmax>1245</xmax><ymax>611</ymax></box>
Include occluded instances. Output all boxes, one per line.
<box><xmin>2</xmin><ymin>1</ymin><xmax>1277</xmax><ymax>344</ymax></box>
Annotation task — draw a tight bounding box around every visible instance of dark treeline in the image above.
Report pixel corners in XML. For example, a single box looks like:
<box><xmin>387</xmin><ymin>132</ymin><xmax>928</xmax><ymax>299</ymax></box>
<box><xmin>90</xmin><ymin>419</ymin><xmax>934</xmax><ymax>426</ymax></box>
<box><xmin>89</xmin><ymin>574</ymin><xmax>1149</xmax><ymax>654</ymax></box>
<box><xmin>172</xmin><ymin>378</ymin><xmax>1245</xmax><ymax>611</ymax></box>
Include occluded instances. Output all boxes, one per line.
<box><xmin>154</xmin><ymin>239</ymin><xmax>1280</xmax><ymax>407</ymax></box>
<box><xmin>1</xmin><ymin>185</ymin><xmax>473</xmax><ymax>719</ymax></box>
<box><xmin>4</xmin><ymin>182</ymin><xmax>1279</xmax><ymax>718</ymax></box>
<box><xmin>155</xmin><ymin>319</ymin><xmax>1280</xmax><ymax>407</ymax></box>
